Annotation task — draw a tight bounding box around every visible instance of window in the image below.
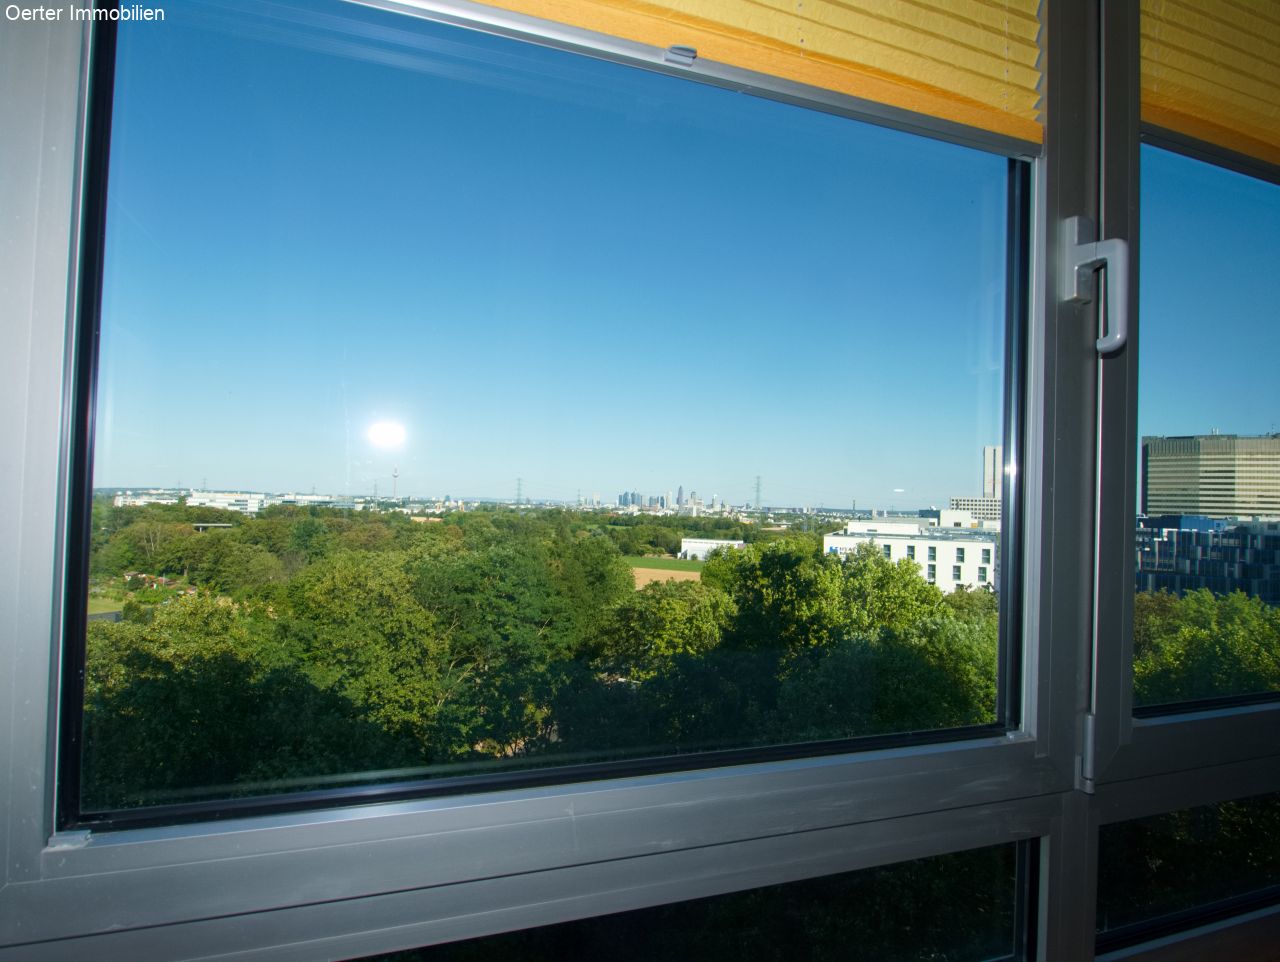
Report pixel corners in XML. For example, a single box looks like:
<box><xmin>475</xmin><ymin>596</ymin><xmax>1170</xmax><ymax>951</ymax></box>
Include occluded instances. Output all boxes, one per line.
<box><xmin>979</xmin><ymin>566</ymin><xmax>988</xmax><ymax>583</ymax></box>
<box><xmin>71</xmin><ymin>0</ymin><xmax>1015</xmax><ymax>819</ymax></box>
<box><xmin>928</xmin><ymin>546</ymin><xmax>937</xmax><ymax>562</ymax></box>
<box><xmin>956</xmin><ymin>548</ymin><xmax>966</xmax><ymax>563</ymax></box>
<box><xmin>952</xmin><ymin>565</ymin><xmax>963</xmax><ymax>583</ymax></box>
<box><xmin>927</xmin><ymin>564</ymin><xmax>937</xmax><ymax>583</ymax></box>
<box><xmin>393</xmin><ymin>844</ymin><xmax>1020</xmax><ymax>961</ymax></box>
<box><xmin>1131</xmin><ymin>145</ymin><xmax>1280</xmax><ymax>708</ymax></box>
<box><xmin>982</xmin><ymin>548</ymin><xmax>992</xmax><ymax>565</ymax></box>
<box><xmin>907</xmin><ymin>545</ymin><xmax>916</xmax><ymax>561</ymax></box>
<box><xmin>1097</xmin><ymin>794</ymin><xmax>1280</xmax><ymax>953</ymax></box>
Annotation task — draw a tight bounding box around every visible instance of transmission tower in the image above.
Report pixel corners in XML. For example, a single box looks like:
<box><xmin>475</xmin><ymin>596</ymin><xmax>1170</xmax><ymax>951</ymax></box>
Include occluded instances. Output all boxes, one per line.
<box><xmin>755</xmin><ymin>475</ymin><xmax>762</xmax><ymax>516</ymax></box>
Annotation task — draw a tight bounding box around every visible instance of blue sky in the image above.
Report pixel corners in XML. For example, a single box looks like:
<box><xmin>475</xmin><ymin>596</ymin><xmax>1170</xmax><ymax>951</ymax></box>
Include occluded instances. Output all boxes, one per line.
<box><xmin>91</xmin><ymin>0</ymin><xmax>1274</xmax><ymax>508</ymax></box>
<box><xmin>1139</xmin><ymin>147</ymin><xmax>1280</xmax><ymax>439</ymax></box>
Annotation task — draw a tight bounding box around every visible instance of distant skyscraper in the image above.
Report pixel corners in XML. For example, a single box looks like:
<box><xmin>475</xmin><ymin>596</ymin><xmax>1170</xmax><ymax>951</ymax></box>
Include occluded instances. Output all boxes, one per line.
<box><xmin>1143</xmin><ymin>434</ymin><xmax>1280</xmax><ymax>518</ymax></box>
<box><xmin>982</xmin><ymin>445</ymin><xmax>1002</xmax><ymax>499</ymax></box>
<box><xmin>677</xmin><ymin>485</ymin><xmax>684</xmax><ymax>507</ymax></box>
<box><xmin>949</xmin><ymin>446</ymin><xmax>1002</xmax><ymax>522</ymax></box>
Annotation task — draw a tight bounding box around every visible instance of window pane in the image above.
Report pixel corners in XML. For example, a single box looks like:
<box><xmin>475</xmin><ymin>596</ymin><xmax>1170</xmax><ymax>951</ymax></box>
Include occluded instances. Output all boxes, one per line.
<box><xmin>361</xmin><ymin>845</ymin><xmax>1018</xmax><ymax>962</ymax></box>
<box><xmin>80</xmin><ymin>0</ymin><xmax>1011</xmax><ymax>812</ymax></box>
<box><xmin>1097</xmin><ymin>793</ymin><xmax>1280</xmax><ymax>939</ymax></box>
<box><xmin>1134</xmin><ymin>146</ymin><xmax>1280</xmax><ymax>708</ymax></box>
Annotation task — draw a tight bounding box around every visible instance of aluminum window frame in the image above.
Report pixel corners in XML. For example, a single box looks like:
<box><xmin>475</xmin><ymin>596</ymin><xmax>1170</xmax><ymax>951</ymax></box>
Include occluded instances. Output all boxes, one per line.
<box><xmin>54</xmin><ymin>0</ymin><xmax>1044</xmax><ymax>835</ymax></box>
<box><xmin>1083</xmin><ymin>2</ymin><xmax>1280</xmax><ymax>955</ymax></box>
<box><xmin>1087</xmin><ymin>0</ymin><xmax>1280</xmax><ymax>790</ymax></box>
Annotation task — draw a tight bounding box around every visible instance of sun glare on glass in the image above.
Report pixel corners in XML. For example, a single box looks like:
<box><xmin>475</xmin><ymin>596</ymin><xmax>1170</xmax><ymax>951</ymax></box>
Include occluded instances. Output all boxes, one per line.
<box><xmin>366</xmin><ymin>420</ymin><xmax>407</xmax><ymax>449</ymax></box>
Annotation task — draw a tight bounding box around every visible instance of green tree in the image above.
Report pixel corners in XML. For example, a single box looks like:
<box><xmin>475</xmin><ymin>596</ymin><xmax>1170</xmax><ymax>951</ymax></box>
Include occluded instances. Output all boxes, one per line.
<box><xmin>82</xmin><ymin>595</ymin><xmax>413</xmax><ymax>808</ymax></box>
<box><xmin>550</xmin><ymin>534</ymin><xmax>634</xmax><ymax>655</ymax></box>
<box><xmin>836</xmin><ymin>542</ymin><xmax>948</xmax><ymax>638</ymax></box>
<box><xmin>596</xmin><ymin>580</ymin><xmax>733</xmax><ymax>679</ymax></box>
<box><xmin>703</xmin><ymin>538</ymin><xmax>845</xmax><ymax>652</ymax></box>
<box><xmin>1134</xmin><ymin>589</ymin><xmax>1280</xmax><ymax>705</ymax></box>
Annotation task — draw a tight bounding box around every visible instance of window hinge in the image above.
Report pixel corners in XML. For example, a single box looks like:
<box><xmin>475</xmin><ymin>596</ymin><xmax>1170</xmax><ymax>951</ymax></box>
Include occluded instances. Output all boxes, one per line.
<box><xmin>47</xmin><ymin>829</ymin><xmax>92</xmax><ymax>851</ymax></box>
<box><xmin>1077</xmin><ymin>710</ymin><xmax>1097</xmax><ymax>794</ymax></box>
<box><xmin>1062</xmin><ymin>215</ymin><xmax>1129</xmax><ymax>355</ymax></box>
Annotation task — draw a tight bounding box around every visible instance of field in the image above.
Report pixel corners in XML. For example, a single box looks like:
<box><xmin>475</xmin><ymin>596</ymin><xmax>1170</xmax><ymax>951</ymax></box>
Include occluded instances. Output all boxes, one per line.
<box><xmin>87</xmin><ymin>597</ymin><xmax>124</xmax><ymax>615</ymax></box>
<box><xmin>624</xmin><ymin>555</ymin><xmax>703</xmax><ymax>588</ymax></box>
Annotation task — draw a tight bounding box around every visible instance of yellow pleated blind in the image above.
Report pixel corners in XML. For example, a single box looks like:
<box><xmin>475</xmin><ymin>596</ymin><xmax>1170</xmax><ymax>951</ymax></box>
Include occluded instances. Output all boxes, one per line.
<box><xmin>481</xmin><ymin>0</ymin><xmax>1043</xmax><ymax>142</ymax></box>
<box><xmin>1142</xmin><ymin>0</ymin><xmax>1280</xmax><ymax>166</ymax></box>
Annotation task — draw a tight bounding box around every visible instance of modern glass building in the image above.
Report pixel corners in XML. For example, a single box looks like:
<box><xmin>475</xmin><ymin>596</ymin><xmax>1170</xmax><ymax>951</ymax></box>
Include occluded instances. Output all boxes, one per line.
<box><xmin>1142</xmin><ymin>434</ymin><xmax>1280</xmax><ymax>519</ymax></box>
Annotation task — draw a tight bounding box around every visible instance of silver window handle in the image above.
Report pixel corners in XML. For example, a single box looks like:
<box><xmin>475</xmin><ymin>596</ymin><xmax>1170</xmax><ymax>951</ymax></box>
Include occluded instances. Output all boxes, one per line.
<box><xmin>1063</xmin><ymin>215</ymin><xmax>1129</xmax><ymax>354</ymax></box>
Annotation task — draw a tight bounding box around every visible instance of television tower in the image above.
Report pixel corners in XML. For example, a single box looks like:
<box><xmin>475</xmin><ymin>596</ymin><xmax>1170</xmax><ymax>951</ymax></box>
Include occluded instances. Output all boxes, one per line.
<box><xmin>755</xmin><ymin>475</ymin><xmax>762</xmax><ymax>515</ymax></box>
<box><xmin>392</xmin><ymin>467</ymin><xmax>399</xmax><ymax>501</ymax></box>
<box><xmin>516</xmin><ymin>477</ymin><xmax>523</xmax><ymax>506</ymax></box>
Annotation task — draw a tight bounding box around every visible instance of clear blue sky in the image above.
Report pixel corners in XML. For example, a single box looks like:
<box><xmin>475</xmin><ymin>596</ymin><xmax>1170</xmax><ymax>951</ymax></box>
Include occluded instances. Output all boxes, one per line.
<box><xmin>1139</xmin><ymin>147</ymin><xmax>1280</xmax><ymax>440</ymax></box>
<box><xmin>90</xmin><ymin>0</ymin><xmax>1276</xmax><ymax>508</ymax></box>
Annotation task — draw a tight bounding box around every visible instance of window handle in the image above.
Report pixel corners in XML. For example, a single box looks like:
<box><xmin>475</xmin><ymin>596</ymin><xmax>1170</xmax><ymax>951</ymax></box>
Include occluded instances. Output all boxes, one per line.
<box><xmin>1063</xmin><ymin>215</ymin><xmax>1129</xmax><ymax>355</ymax></box>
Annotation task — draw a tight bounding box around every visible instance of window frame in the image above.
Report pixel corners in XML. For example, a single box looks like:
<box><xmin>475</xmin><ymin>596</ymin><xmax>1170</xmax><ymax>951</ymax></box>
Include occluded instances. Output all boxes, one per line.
<box><xmin>56</xmin><ymin>0</ymin><xmax>1036</xmax><ymax>836</ymax></box>
<box><xmin>0</xmin><ymin>2</ymin><xmax>1065</xmax><ymax>953</ymax></box>
<box><xmin>2</xmin><ymin>0</ymin><xmax>1277</xmax><ymax>959</ymax></box>
<box><xmin>1086</xmin><ymin>0</ymin><xmax>1280</xmax><ymax>793</ymax></box>
<box><xmin>1084</xmin><ymin>2</ymin><xmax>1280</xmax><ymax>954</ymax></box>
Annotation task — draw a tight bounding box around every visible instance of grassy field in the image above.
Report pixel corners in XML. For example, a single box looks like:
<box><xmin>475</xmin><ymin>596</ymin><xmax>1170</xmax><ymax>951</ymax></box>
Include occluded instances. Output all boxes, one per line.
<box><xmin>87</xmin><ymin>597</ymin><xmax>124</xmax><ymax>615</ymax></box>
<box><xmin>622</xmin><ymin>555</ymin><xmax>703</xmax><ymax>572</ymax></box>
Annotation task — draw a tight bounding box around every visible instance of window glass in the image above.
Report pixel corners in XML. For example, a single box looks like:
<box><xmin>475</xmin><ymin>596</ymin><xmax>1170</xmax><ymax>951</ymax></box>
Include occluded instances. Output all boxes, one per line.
<box><xmin>361</xmin><ymin>844</ymin><xmax>1018</xmax><ymax>962</ymax></box>
<box><xmin>80</xmin><ymin>0</ymin><xmax>1012</xmax><ymax>813</ymax></box>
<box><xmin>1134</xmin><ymin>146</ymin><xmax>1280</xmax><ymax>708</ymax></box>
<box><xmin>1097</xmin><ymin>793</ymin><xmax>1280</xmax><ymax>941</ymax></box>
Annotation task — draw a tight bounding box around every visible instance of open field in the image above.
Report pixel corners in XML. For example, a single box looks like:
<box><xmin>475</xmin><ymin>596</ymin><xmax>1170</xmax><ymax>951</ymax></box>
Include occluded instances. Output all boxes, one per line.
<box><xmin>87</xmin><ymin>597</ymin><xmax>123</xmax><ymax>615</ymax></box>
<box><xmin>622</xmin><ymin>555</ymin><xmax>703</xmax><ymax>572</ymax></box>
<box><xmin>631</xmin><ymin>567</ymin><xmax>702</xmax><ymax>588</ymax></box>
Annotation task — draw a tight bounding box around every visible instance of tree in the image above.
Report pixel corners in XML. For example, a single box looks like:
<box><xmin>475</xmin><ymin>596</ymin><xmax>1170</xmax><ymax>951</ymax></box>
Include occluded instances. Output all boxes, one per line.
<box><xmin>836</xmin><ymin>542</ymin><xmax>948</xmax><ymax>638</ymax></box>
<box><xmin>703</xmin><ymin>538</ymin><xmax>845</xmax><ymax>652</ymax></box>
<box><xmin>1134</xmin><ymin>589</ymin><xmax>1280</xmax><ymax>705</ymax></box>
<box><xmin>82</xmin><ymin>595</ymin><xmax>415</xmax><ymax>808</ymax></box>
<box><xmin>596</xmin><ymin>579</ymin><xmax>732</xmax><ymax>679</ymax></box>
<box><xmin>550</xmin><ymin>534</ymin><xmax>634</xmax><ymax>655</ymax></box>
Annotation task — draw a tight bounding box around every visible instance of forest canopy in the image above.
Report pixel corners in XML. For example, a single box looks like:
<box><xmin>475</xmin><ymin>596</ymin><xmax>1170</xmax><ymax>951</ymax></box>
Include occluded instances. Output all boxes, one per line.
<box><xmin>81</xmin><ymin>499</ymin><xmax>1277</xmax><ymax>809</ymax></box>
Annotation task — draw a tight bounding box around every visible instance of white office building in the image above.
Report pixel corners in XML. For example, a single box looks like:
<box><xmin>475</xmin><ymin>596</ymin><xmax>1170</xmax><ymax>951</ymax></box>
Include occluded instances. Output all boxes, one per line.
<box><xmin>112</xmin><ymin>490</ymin><xmax>181</xmax><ymax>508</ymax></box>
<box><xmin>823</xmin><ymin>520</ymin><xmax>998</xmax><ymax>594</ymax></box>
<box><xmin>186</xmin><ymin>490</ymin><xmax>268</xmax><ymax>514</ymax></box>
<box><xmin>680</xmin><ymin>537</ymin><xmax>746</xmax><ymax>560</ymax></box>
<box><xmin>947</xmin><ymin>496</ymin><xmax>1002</xmax><ymax>523</ymax></box>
